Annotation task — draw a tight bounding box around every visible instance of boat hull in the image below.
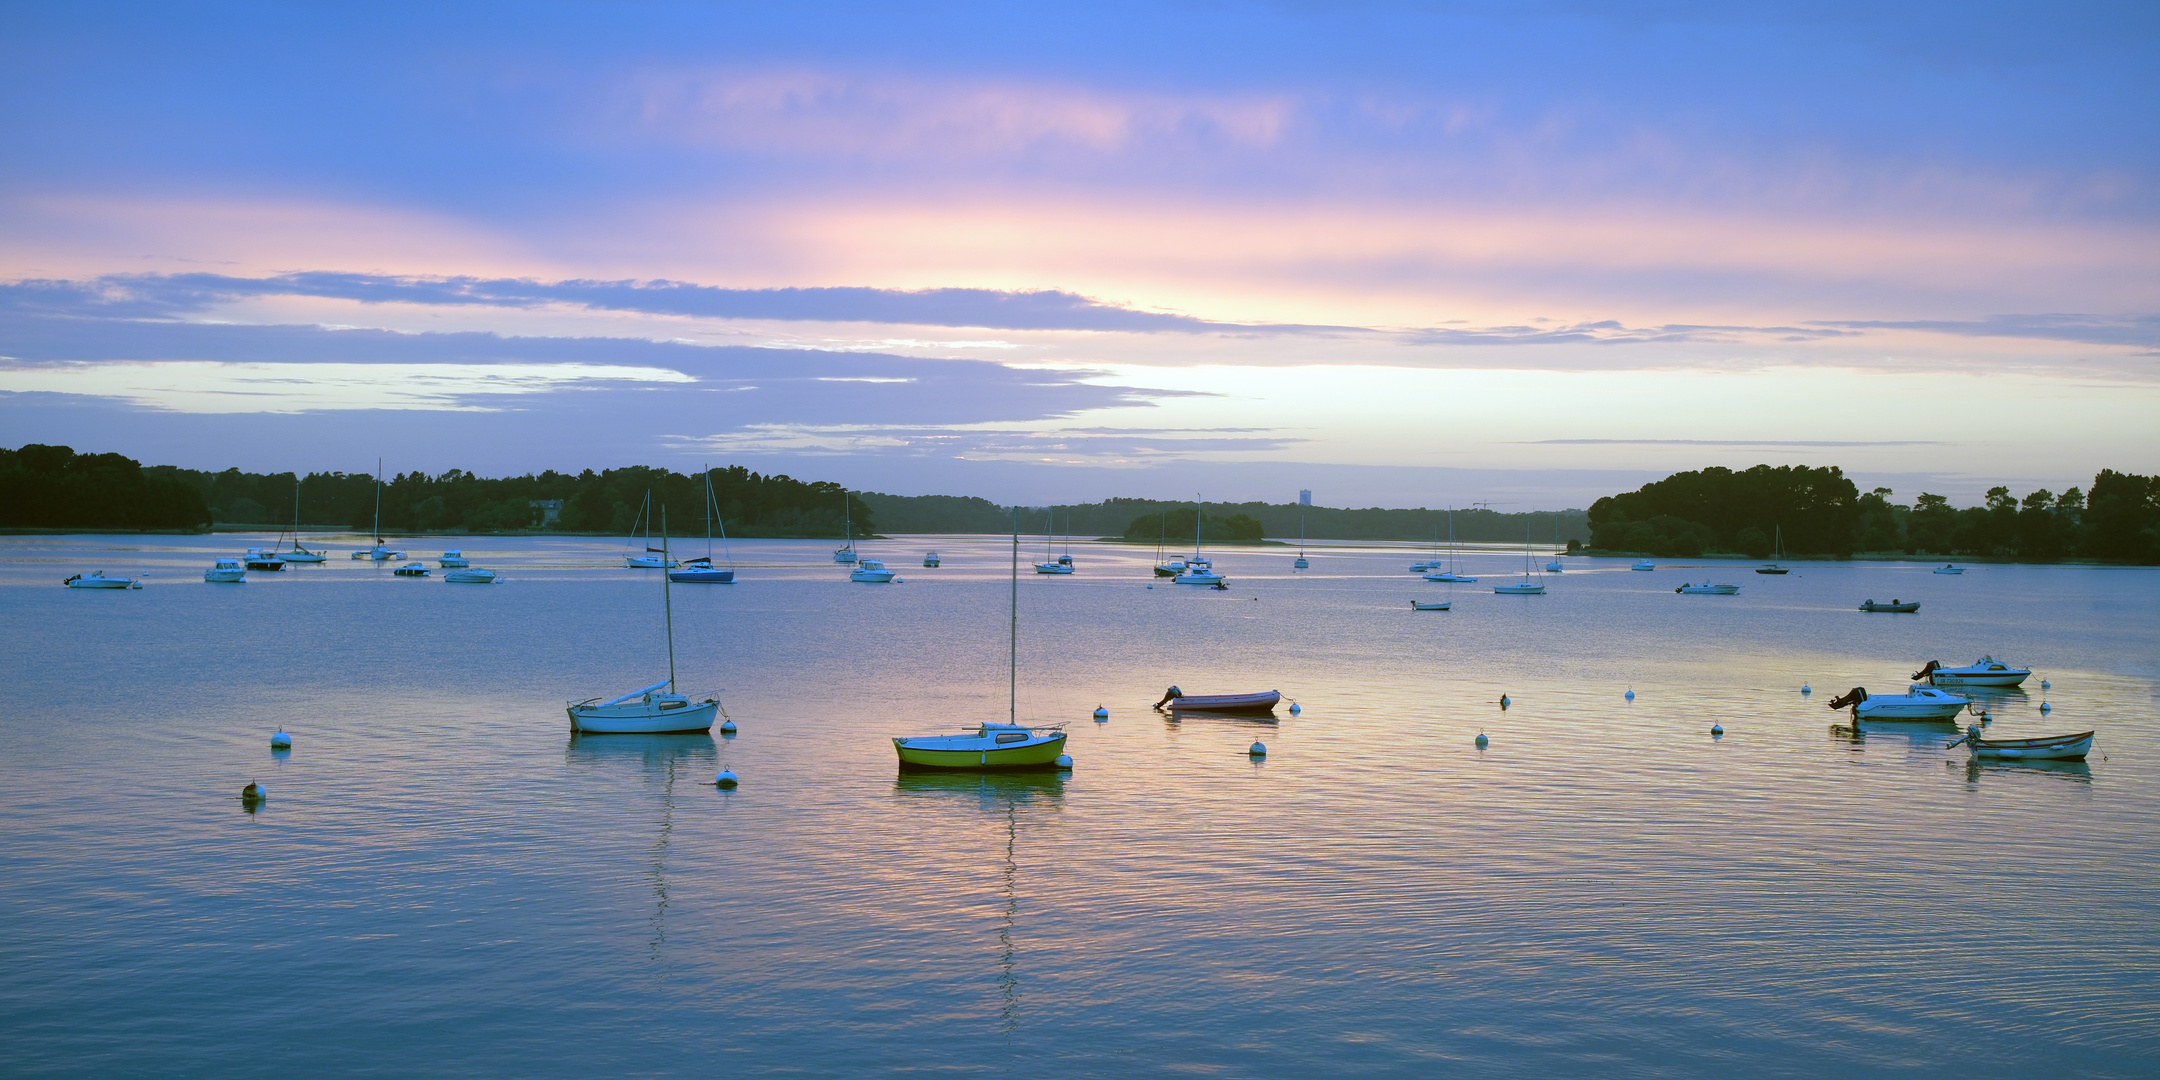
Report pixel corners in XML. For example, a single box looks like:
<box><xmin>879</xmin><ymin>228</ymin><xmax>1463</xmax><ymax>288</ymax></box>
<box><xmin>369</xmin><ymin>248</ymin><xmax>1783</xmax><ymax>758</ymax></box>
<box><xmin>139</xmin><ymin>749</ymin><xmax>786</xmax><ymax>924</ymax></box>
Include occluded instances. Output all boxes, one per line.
<box><xmin>1425</xmin><ymin>572</ymin><xmax>1476</xmax><ymax>582</ymax></box>
<box><xmin>892</xmin><ymin>732</ymin><xmax>1068</xmax><ymax>770</ymax></box>
<box><xmin>1677</xmin><ymin>584</ymin><xmax>1740</xmax><ymax>594</ymax></box>
<box><xmin>1855</xmin><ymin>689</ymin><xmax>1971</xmax><ymax>721</ymax></box>
<box><xmin>851</xmin><ymin>570</ymin><xmax>897</xmax><ymax>582</ymax></box>
<box><xmin>1859</xmin><ymin>601</ymin><xmax>1921</xmax><ymax>613</ymax></box>
<box><xmin>1174</xmin><ymin>572</ymin><xmax>1224</xmax><ymax>584</ymax></box>
<box><xmin>1494</xmin><ymin>583</ymin><xmax>1545</xmax><ymax>594</ymax></box>
<box><xmin>568</xmin><ymin>699</ymin><xmax>719</xmax><ymax>734</ymax></box>
<box><xmin>1970</xmin><ymin>731</ymin><xmax>2092</xmax><ymax>760</ymax></box>
<box><xmin>1166</xmin><ymin>691</ymin><xmax>1281</xmax><ymax>714</ymax></box>
<box><xmin>1034</xmin><ymin>564</ymin><xmax>1074</xmax><ymax>574</ymax></box>
<box><xmin>669</xmin><ymin>568</ymin><xmax>735</xmax><ymax>583</ymax></box>
<box><xmin>64</xmin><ymin>574</ymin><xmax>137</xmax><ymax>589</ymax></box>
<box><xmin>444</xmin><ymin>569</ymin><xmax>499</xmax><ymax>583</ymax></box>
<box><xmin>1411</xmin><ymin>601</ymin><xmax>1451</xmax><ymax>610</ymax></box>
<box><xmin>1933</xmin><ymin>567</ymin><xmax>1965</xmax><ymax>574</ymax></box>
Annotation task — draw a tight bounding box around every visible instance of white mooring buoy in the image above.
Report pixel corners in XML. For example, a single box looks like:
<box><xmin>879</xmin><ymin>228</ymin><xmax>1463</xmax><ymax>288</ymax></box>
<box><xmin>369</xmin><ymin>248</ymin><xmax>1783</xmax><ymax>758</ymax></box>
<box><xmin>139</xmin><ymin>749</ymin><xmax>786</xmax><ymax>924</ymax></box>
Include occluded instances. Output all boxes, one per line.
<box><xmin>2040</xmin><ymin>701</ymin><xmax>2052</xmax><ymax>713</ymax></box>
<box><xmin>1624</xmin><ymin>689</ymin><xmax>1635</xmax><ymax>701</ymax></box>
<box><xmin>1475</xmin><ymin>732</ymin><xmax>1488</xmax><ymax>749</ymax></box>
<box><xmin>2041</xmin><ymin>679</ymin><xmax>2051</xmax><ymax>690</ymax></box>
<box><xmin>1055</xmin><ymin>754</ymin><xmax>1074</xmax><ymax>768</ymax></box>
<box><xmin>1288</xmin><ymin>702</ymin><xmax>1301</xmax><ymax>715</ymax></box>
<box><xmin>241</xmin><ymin>781</ymin><xmax>265</xmax><ymax>803</ymax></box>
<box><xmin>720</xmin><ymin>719</ymin><xmax>737</xmax><ymax>734</ymax></box>
<box><xmin>1248</xmin><ymin>741</ymin><xmax>1267</xmax><ymax>757</ymax></box>
<box><xmin>270</xmin><ymin>730</ymin><xmax>292</xmax><ymax>749</ymax></box>
<box><xmin>1801</xmin><ymin>685</ymin><xmax>1812</xmax><ymax>695</ymax></box>
<box><xmin>1499</xmin><ymin>694</ymin><xmax>1510</xmax><ymax>709</ymax></box>
<box><xmin>1093</xmin><ymin>706</ymin><xmax>1108</xmax><ymax>720</ymax></box>
<box><xmin>714</xmin><ymin>770</ymin><xmax>738</xmax><ymax>788</ymax></box>
<box><xmin>1711</xmin><ymin>723</ymin><xmax>1724</xmax><ymax>736</ymax></box>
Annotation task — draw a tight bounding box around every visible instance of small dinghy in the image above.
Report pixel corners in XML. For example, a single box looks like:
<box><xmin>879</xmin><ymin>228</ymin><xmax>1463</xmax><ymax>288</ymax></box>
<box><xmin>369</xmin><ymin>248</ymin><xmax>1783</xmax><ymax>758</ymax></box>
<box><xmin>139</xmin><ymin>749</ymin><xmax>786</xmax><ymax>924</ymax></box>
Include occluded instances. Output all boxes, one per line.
<box><xmin>63</xmin><ymin>571</ymin><xmax>140</xmax><ymax>589</ymax></box>
<box><xmin>1826</xmin><ymin>684</ymin><xmax>1972</xmax><ymax>721</ymax></box>
<box><xmin>1154</xmin><ymin>687</ymin><xmax>1282</xmax><ymax>714</ymax></box>
<box><xmin>1859</xmin><ymin>598</ymin><xmax>1920</xmax><ymax>613</ymax></box>
<box><xmin>893</xmin><ymin>722</ymin><xmax>1068</xmax><ymax>770</ymax></box>
<box><xmin>1948</xmin><ymin>724</ymin><xmax>2093</xmax><ymax>761</ymax></box>
<box><xmin>1913</xmin><ymin>656</ymin><xmax>2031</xmax><ymax>687</ymax></box>
<box><xmin>570</xmin><ymin>680</ymin><xmax>719</xmax><ymax>734</ymax></box>
<box><xmin>1631</xmin><ymin>560</ymin><xmax>1655</xmax><ymax>571</ymax></box>
<box><xmin>1933</xmin><ymin>564</ymin><xmax>1965</xmax><ymax>574</ymax></box>
<box><xmin>1411</xmin><ymin>600</ymin><xmax>1452</xmax><ymax>610</ymax></box>
<box><xmin>1676</xmin><ymin>582</ymin><xmax>1740</xmax><ymax>595</ymax></box>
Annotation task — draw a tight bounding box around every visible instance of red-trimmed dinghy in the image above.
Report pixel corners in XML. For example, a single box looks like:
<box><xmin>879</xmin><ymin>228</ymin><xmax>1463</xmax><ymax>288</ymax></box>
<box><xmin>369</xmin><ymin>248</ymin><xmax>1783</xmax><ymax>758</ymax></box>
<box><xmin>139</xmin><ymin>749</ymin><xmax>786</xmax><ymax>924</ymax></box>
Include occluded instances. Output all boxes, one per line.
<box><xmin>1153</xmin><ymin>686</ymin><xmax>1282</xmax><ymax>714</ymax></box>
<box><xmin>1949</xmin><ymin>726</ymin><xmax>2093</xmax><ymax>761</ymax></box>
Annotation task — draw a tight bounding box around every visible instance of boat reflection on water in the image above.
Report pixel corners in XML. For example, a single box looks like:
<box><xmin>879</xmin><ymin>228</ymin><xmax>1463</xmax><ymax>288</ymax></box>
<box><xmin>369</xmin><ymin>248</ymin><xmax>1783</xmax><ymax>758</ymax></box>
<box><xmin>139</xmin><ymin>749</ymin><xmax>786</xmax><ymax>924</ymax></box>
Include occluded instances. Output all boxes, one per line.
<box><xmin>1956</xmin><ymin>757</ymin><xmax>2094</xmax><ymax>785</ymax></box>
<box><xmin>892</xmin><ymin>771</ymin><xmax>1064</xmax><ymax>1033</ymax></box>
<box><xmin>565</xmin><ymin>733</ymin><xmax>718</xmax><ymax>959</ymax></box>
<box><xmin>1161</xmin><ymin>709</ymin><xmax>1280</xmax><ymax>727</ymax></box>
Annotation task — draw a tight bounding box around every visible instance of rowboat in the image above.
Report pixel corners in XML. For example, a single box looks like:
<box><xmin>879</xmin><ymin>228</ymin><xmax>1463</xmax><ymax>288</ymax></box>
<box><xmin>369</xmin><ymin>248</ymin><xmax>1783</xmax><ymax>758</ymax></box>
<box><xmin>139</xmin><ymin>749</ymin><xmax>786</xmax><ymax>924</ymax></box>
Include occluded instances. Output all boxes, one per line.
<box><xmin>1913</xmin><ymin>656</ymin><xmax>2031</xmax><ymax>687</ymax></box>
<box><xmin>1155</xmin><ymin>687</ymin><xmax>1281</xmax><ymax>714</ymax></box>
<box><xmin>1949</xmin><ymin>725</ymin><xmax>2092</xmax><ymax>760</ymax></box>
<box><xmin>1676</xmin><ymin>582</ymin><xmax>1740</xmax><ymax>594</ymax></box>
<box><xmin>63</xmin><ymin>571</ymin><xmax>140</xmax><ymax>589</ymax></box>
<box><xmin>1411</xmin><ymin>600</ymin><xmax>1451</xmax><ymax>610</ymax></box>
<box><xmin>1826</xmin><ymin>684</ymin><xmax>1972</xmax><ymax>721</ymax></box>
<box><xmin>893</xmin><ymin>723</ymin><xmax>1069</xmax><ymax>770</ymax></box>
<box><xmin>1859</xmin><ymin>599</ymin><xmax>1920</xmax><ymax>613</ymax></box>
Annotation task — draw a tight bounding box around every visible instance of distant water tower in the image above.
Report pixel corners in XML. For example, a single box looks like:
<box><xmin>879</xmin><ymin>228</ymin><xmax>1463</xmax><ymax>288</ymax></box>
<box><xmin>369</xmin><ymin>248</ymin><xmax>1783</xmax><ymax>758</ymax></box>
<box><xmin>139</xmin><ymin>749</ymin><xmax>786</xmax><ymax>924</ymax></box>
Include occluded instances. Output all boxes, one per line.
<box><xmin>1299</xmin><ymin>489</ymin><xmax>1312</xmax><ymax>506</ymax></box>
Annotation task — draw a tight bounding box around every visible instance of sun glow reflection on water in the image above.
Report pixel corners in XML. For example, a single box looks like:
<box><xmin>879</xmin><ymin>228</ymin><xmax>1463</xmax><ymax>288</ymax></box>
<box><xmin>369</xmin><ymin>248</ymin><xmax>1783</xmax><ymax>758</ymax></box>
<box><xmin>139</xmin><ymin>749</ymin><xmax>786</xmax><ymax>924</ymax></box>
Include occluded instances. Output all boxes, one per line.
<box><xmin>0</xmin><ymin>533</ymin><xmax>2155</xmax><ymax>1077</ymax></box>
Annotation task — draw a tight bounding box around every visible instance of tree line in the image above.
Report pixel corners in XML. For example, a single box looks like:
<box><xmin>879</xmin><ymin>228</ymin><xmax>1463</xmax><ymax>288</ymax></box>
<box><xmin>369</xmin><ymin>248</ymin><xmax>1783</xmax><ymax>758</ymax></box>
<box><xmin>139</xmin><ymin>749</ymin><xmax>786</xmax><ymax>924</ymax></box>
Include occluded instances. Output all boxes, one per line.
<box><xmin>2</xmin><ymin>446</ymin><xmax>875</xmax><ymax>538</ymax></box>
<box><xmin>1588</xmin><ymin>463</ymin><xmax>2160</xmax><ymax>563</ymax></box>
<box><xmin>859</xmin><ymin>492</ymin><xmax>1590</xmax><ymax>545</ymax></box>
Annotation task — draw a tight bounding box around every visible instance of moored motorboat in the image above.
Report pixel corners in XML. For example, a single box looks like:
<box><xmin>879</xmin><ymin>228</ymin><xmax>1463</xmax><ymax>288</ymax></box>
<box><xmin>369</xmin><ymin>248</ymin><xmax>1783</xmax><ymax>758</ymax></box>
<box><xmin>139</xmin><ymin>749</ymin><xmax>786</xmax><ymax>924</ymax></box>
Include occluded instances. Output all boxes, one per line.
<box><xmin>64</xmin><ymin>571</ymin><xmax>140</xmax><ymax>589</ymax></box>
<box><xmin>1913</xmin><ymin>656</ymin><xmax>2032</xmax><ymax>687</ymax></box>
<box><xmin>1933</xmin><ymin>564</ymin><xmax>1965</xmax><ymax>575</ymax></box>
<box><xmin>203</xmin><ymin>558</ymin><xmax>246</xmax><ymax>583</ymax></box>
<box><xmin>244</xmin><ymin>547</ymin><xmax>287</xmax><ymax>571</ymax></box>
<box><xmin>1035</xmin><ymin>560</ymin><xmax>1074</xmax><ymax>574</ymax></box>
<box><xmin>892</xmin><ymin>722</ymin><xmax>1069</xmax><ymax>770</ymax></box>
<box><xmin>444</xmin><ymin>567</ymin><xmax>499</xmax><ymax>583</ymax></box>
<box><xmin>1948</xmin><ymin>724</ymin><xmax>2093</xmax><ymax>761</ymax></box>
<box><xmin>1174</xmin><ymin>567</ymin><xmax>1224</xmax><ymax>585</ymax></box>
<box><xmin>392</xmin><ymin>563</ymin><xmax>430</xmax><ymax>577</ymax></box>
<box><xmin>1631</xmin><ymin>560</ymin><xmax>1655</xmax><ymax>571</ymax></box>
<box><xmin>1411</xmin><ymin>600</ymin><xmax>1451</xmax><ymax>610</ymax></box>
<box><xmin>439</xmin><ymin>550</ymin><xmax>470</xmax><ymax>568</ymax></box>
<box><xmin>1425</xmin><ymin>570</ymin><xmax>1477</xmax><ymax>582</ymax></box>
<box><xmin>1826</xmin><ymin>684</ymin><xmax>1972</xmax><ymax>721</ymax></box>
<box><xmin>923</xmin><ymin>551</ymin><xmax>940</xmax><ymax>567</ymax></box>
<box><xmin>1859</xmin><ymin>598</ymin><xmax>1920</xmax><ymax>613</ymax></box>
<box><xmin>851</xmin><ymin>558</ymin><xmax>898</xmax><ymax>583</ymax></box>
<box><xmin>1154</xmin><ymin>687</ymin><xmax>1281</xmax><ymax>714</ymax></box>
<box><xmin>670</xmin><ymin>558</ymin><xmax>735</xmax><ymax>584</ymax></box>
<box><xmin>1676</xmin><ymin>582</ymin><xmax>1740</xmax><ymax>594</ymax></box>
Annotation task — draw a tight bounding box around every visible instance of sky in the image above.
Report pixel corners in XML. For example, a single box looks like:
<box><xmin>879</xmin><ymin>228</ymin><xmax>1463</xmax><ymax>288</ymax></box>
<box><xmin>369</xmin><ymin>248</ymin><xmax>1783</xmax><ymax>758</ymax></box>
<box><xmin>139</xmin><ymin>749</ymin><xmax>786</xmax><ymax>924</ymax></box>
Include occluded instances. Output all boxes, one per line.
<box><xmin>2</xmin><ymin>1</ymin><xmax>2155</xmax><ymax>510</ymax></box>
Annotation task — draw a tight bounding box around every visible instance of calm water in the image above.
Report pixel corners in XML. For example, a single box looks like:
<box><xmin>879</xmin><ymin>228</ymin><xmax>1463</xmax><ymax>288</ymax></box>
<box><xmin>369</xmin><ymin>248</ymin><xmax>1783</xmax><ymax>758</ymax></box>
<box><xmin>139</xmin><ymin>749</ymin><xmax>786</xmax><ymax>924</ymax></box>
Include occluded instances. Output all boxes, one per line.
<box><xmin>2</xmin><ymin>533</ymin><xmax>2156</xmax><ymax>1078</ymax></box>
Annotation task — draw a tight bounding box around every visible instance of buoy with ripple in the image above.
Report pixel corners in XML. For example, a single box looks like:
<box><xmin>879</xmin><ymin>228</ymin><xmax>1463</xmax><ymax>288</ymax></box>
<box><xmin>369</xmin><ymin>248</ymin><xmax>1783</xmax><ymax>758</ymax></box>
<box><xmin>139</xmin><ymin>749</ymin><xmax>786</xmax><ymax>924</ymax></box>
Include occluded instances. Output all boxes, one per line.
<box><xmin>1624</xmin><ymin>688</ymin><xmax>1635</xmax><ymax>701</ymax></box>
<box><xmin>1801</xmin><ymin>685</ymin><xmax>1812</xmax><ymax>695</ymax></box>
<box><xmin>1288</xmin><ymin>702</ymin><xmax>1301</xmax><ymax>715</ymax></box>
<box><xmin>720</xmin><ymin>719</ymin><xmax>737</xmax><ymax>734</ymax></box>
<box><xmin>1711</xmin><ymin>723</ymin><xmax>1724</xmax><ymax>737</ymax></box>
<box><xmin>269</xmin><ymin>730</ymin><xmax>291</xmax><ymax>749</ymax></box>
<box><xmin>1056</xmin><ymin>754</ymin><xmax>1074</xmax><ymax>768</ymax></box>
<box><xmin>2040</xmin><ymin>701</ymin><xmax>2052</xmax><ymax>713</ymax></box>
<box><xmin>1475</xmin><ymin>731</ymin><xmax>1488</xmax><ymax>749</ymax></box>
<box><xmin>1248</xmin><ymin>741</ymin><xmax>1267</xmax><ymax>757</ymax></box>
<box><xmin>1093</xmin><ymin>706</ymin><xmax>1108</xmax><ymax>720</ymax></box>
<box><xmin>2040</xmin><ymin>679</ymin><xmax>2051</xmax><ymax>690</ymax></box>
<box><xmin>714</xmin><ymin>770</ymin><xmax>738</xmax><ymax>788</ymax></box>
<box><xmin>240</xmin><ymin>781</ymin><xmax>266</xmax><ymax>805</ymax></box>
<box><xmin>1499</xmin><ymin>694</ymin><xmax>1510</xmax><ymax>709</ymax></box>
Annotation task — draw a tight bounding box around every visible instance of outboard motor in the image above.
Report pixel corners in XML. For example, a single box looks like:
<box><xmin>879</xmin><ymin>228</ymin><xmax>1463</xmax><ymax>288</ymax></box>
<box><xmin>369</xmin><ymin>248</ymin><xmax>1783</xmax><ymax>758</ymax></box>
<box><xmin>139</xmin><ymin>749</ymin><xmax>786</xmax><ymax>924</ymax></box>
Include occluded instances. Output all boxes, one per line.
<box><xmin>1826</xmin><ymin>687</ymin><xmax>1869</xmax><ymax>711</ymax></box>
<box><xmin>1153</xmin><ymin>685</ymin><xmax>1184</xmax><ymax>708</ymax></box>
<box><xmin>1911</xmin><ymin>660</ymin><xmax>1941</xmax><ymax>683</ymax></box>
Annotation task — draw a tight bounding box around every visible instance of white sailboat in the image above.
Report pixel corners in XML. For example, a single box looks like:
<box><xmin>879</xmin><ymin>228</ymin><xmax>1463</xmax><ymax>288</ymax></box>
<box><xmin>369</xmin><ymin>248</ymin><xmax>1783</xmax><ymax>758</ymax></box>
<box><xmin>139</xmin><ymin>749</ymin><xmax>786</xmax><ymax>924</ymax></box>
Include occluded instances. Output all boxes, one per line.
<box><xmin>1424</xmin><ymin>508</ymin><xmax>1477</xmax><ymax>582</ymax></box>
<box><xmin>1035</xmin><ymin>506</ymin><xmax>1074</xmax><ymax>574</ymax></box>
<box><xmin>622</xmin><ymin>492</ymin><xmax>676</xmax><ymax>568</ymax></box>
<box><xmin>569</xmin><ymin>507</ymin><xmax>720</xmax><ymax>734</ymax></box>
<box><xmin>350</xmin><ymin>459</ymin><xmax>404</xmax><ymax>561</ymax></box>
<box><xmin>1174</xmin><ymin>495</ymin><xmax>1224</xmax><ymax>584</ymax></box>
<box><xmin>833</xmin><ymin>492</ymin><xmax>858</xmax><ymax>563</ymax></box>
<box><xmin>278</xmin><ymin>479</ymin><xmax>328</xmax><ymax>562</ymax></box>
<box><xmin>1293</xmin><ymin>513</ymin><xmax>1309</xmax><ymax>569</ymax></box>
<box><xmin>671</xmin><ymin>468</ymin><xmax>737</xmax><ymax>584</ymax></box>
<box><xmin>1493</xmin><ymin>516</ymin><xmax>1545</xmax><ymax>594</ymax></box>
<box><xmin>1544</xmin><ymin>512</ymin><xmax>1565</xmax><ymax>573</ymax></box>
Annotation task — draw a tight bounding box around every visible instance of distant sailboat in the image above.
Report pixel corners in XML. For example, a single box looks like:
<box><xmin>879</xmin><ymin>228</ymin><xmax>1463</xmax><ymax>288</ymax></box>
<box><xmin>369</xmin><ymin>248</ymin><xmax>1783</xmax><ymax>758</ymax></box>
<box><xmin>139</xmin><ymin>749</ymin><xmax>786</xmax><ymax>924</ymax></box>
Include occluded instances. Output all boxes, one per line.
<box><xmin>1493</xmin><ymin>515</ymin><xmax>1546</xmax><ymax>594</ymax></box>
<box><xmin>1294</xmin><ymin>513</ymin><xmax>1309</xmax><ymax>569</ymax></box>
<box><xmin>671</xmin><ymin>468</ymin><xmax>737</xmax><ymax>584</ymax></box>
<box><xmin>1425</xmin><ymin>507</ymin><xmax>1476</xmax><ymax>582</ymax></box>
<box><xmin>1545</xmin><ymin>512</ymin><xmax>1565</xmax><ymax>573</ymax></box>
<box><xmin>623</xmin><ymin>492</ymin><xmax>676</xmax><ymax>568</ymax></box>
<box><xmin>278</xmin><ymin>479</ymin><xmax>328</xmax><ymax>562</ymax></box>
<box><xmin>1756</xmin><ymin>525</ymin><xmax>1790</xmax><ymax>574</ymax></box>
<box><xmin>1035</xmin><ymin>506</ymin><xmax>1074</xmax><ymax>574</ymax></box>
<box><xmin>570</xmin><ymin>507</ymin><xmax>720</xmax><ymax>734</ymax></box>
<box><xmin>351</xmin><ymin>459</ymin><xmax>404</xmax><ymax>561</ymax></box>
<box><xmin>834</xmin><ymin>492</ymin><xmax>858</xmax><ymax>564</ymax></box>
<box><xmin>1174</xmin><ymin>494</ymin><xmax>1224</xmax><ymax>585</ymax></box>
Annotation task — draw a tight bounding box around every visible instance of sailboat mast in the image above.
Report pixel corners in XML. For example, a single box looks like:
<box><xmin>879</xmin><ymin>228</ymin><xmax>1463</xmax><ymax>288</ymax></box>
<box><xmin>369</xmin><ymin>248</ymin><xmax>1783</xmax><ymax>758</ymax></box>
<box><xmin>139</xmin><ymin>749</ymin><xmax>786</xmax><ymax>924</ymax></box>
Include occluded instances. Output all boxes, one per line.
<box><xmin>662</xmin><ymin>506</ymin><xmax>677</xmax><ymax>692</ymax></box>
<box><xmin>1009</xmin><ymin>506</ymin><xmax>1019</xmax><ymax>725</ymax></box>
<box><xmin>1193</xmin><ymin>492</ymin><xmax>1203</xmax><ymax>557</ymax></box>
<box><xmin>373</xmin><ymin>457</ymin><xmax>383</xmax><ymax>544</ymax></box>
